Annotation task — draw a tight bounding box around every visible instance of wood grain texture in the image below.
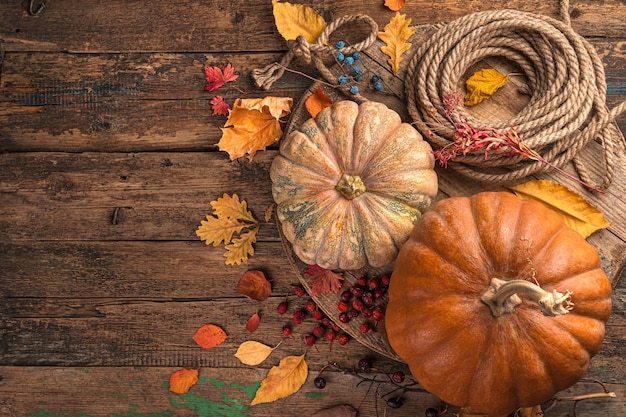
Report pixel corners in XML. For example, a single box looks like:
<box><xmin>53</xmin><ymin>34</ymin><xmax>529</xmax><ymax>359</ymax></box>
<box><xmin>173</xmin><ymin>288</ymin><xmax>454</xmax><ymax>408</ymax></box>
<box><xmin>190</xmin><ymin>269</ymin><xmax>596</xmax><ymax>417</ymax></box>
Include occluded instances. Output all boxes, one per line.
<box><xmin>1</xmin><ymin>0</ymin><xmax>625</xmax><ymax>416</ymax></box>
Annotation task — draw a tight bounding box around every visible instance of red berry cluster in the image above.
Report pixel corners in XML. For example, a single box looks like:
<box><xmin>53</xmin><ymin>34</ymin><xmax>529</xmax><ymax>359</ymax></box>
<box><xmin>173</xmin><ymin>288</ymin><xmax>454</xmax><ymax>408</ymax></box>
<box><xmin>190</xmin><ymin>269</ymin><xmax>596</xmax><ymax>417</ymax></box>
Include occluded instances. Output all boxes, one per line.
<box><xmin>336</xmin><ymin>274</ymin><xmax>390</xmax><ymax>334</ymax></box>
<box><xmin>277</xmin><ymin>284</ymin><xmax>351</xmax><ymax>347</ymax></box>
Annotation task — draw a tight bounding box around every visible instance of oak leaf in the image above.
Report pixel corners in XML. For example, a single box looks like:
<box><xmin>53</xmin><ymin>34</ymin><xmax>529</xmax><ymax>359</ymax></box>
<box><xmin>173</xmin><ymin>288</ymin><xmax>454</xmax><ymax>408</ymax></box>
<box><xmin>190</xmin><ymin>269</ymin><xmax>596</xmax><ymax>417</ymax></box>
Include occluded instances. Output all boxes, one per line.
<box><xmin>224</xmin><ymin>226</ymin><xmax>258</xmax><ymax>265</ymax></box>
<box><xmin>305</xmin><ymin>88</ymin><xmax>333</xmax><ymax>118</ymax></box>
<box><xmin>237</xmin><ymin>270</ymin><xmax>272</xmax><ymax>301</ymax></box>
<box><xmin>218</xmin><ymin>97</ymin><xmax>293</xmax><ymax>161</ymax></box>
<box><xmin>169</xmin><ymin>368</ymin><xmax>199</xmax><ymax>394</ymax></box>
<box><xmin>304</xmin><ymin>264</ymin><xmax>344</xmax><ymax>296</ymax></box>
<box><xmin>378</xmin><ymin>12</ymin><xmax>416</xmax><ymax>75</ymax></box>
<box><xmin>210</xmin><ymin>95</ymin><xmax>230</xmax><ymax>116</ymax></box>
<box><xmin>192</xmin><ymin>324</ymin><xmax>228</xmax><ymax>349</ymax></box>
<box><xmin>211</xmin><ymin>193</ymin><xmax>255</xmax><ymax>223</ymax></box>
<box><xmin>196</xmin><ymin>215</ymin><xmax>247</xmax><ymax>247</ymax></box>
<box><xmin>272</xmin><ymin>0</ymin><xmax>326</xmax><ymax>43</ymax></box>
<box><xmin>508</xmin><ymin>180</ymin><xmax>610</xmax><ymax>238</ymax></box>
<box><xmin>250</xmin><ymin>354</ymin><xmax>308</xmax><ymax>405</ymax></box>
<box><xmin>204</xmin><ymin>63</ymin><xmax>238</xmax><ymax>92</ymax></box>
<box><xmin>465</xmin><ymin>68</ymin><xmax>509</xmax><ymax>106</ymax></box>
<box><xmin>235</xmin><ymin>340</ymin><xmax>275</xmax><ymax>366</ymax></box>
<box><xmin>246</xmin><ymin>312</ymin><xmax>261</xmax><ymax>333</ymax></box>
<box><xmin>384</xmin><ymin>0</ymin><xmax>406</xmax><ymax>11</ymax></box>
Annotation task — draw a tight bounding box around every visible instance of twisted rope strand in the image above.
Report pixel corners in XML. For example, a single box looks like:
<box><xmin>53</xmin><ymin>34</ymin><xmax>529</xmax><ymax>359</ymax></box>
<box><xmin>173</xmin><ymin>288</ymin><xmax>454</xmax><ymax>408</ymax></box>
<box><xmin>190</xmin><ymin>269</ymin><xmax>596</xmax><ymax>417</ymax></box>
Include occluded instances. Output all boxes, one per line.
<box><xmin>405</xmin><ymin>2</ymin><xmax>626</xmax><ymax>189</ymax></box>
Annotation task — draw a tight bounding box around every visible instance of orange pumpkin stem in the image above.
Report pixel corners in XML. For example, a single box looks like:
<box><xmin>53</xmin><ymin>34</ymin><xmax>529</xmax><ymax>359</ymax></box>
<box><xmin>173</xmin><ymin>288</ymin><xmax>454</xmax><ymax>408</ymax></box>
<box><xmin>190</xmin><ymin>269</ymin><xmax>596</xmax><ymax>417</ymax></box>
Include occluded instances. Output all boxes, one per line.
<box><xmin>335</xmin><ymin>173</ymin><xmax>367</xmax><ymax>200</ymax></box>
<box><xmin>481</xmin><ymin>278</ymin><xmax>574</xmax><ymax>317</ymax></box>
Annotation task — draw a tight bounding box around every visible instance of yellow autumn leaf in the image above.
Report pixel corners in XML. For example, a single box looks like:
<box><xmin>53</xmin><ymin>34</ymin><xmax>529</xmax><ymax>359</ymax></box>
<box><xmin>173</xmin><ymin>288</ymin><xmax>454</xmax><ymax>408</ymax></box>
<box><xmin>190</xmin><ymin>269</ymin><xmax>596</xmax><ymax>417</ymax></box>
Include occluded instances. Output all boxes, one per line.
<box><xmin>225</xmin><ymin>226</ymin><xmax>259</xmax><ymax>265</ymax></box>
<box><xmin>384</xmin><ymin>0</ymin><xmax>406</xmax><ymax>11</ymax></box>
<box><xmin>251</xmin><ymin>354</ymin><xmax>308</xmax><ymax>405</ymax></box>
<box><xmin>235</xmin><ymin>341</ymin><xmax>275</xmax><ymax>366</ymax></box>
<box><xmin>264</xmin><ymin>203</ymin><xmax>275</xmax><ymax>223</ymax></box>
<box><xmin>272</xmin><ymin>0</ymin><xmax>326</xmax><ymax>43</ymax></box>
<box><xmin>464</xmin><ymin>68</ymin><xmax>509</xmax><ymax>106</ymax></box>
<box><xmin>196</xmin><ymin>215</ymin><xmax>247</xmax><ymax>247</ymax></box>
<box><xmin>509</xmin><ymin>180</ymin><xmax>610</xmax><ymax>238</ymax></box>
<box><xmin>218</xmin><ymin>97</ymin><xmax>293</xmax><ymax>161</ymax></box>
<box><xmin>378</xmin><ymin>12</ymin><xmax>416</xmax><ymax>75</ymax></box>
<box><xmin>210</xmin><ymin>193</ymin><xmax>255</xmax><ymax>223</ymax></box>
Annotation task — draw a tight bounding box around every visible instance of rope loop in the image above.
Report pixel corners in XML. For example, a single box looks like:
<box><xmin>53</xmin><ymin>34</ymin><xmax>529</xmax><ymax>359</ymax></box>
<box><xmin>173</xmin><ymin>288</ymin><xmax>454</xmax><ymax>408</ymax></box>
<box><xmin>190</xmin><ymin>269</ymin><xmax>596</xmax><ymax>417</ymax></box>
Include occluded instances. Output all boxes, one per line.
<box><xmin>405</xmin><ymin>4</ymin><xmax>626</xmax><ymax>190</ymax></box>
<box><xmin>252</xmin><ymin>14</ymin><xmax>378</xmax><ymax>102</ymax></box>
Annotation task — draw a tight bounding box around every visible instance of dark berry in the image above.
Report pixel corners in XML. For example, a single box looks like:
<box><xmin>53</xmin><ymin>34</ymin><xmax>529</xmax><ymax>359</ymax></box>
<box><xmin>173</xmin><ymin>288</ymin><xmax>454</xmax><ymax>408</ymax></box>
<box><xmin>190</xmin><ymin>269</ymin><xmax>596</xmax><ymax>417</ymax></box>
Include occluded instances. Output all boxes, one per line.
<box><xmin>321</xmin><ymin>317</ymin><xmax>332</xmax><ymax>327</ymax></box>
<box><xmin>425</xmin><ymin>408</ymin><xmax>438</xmax><ymax>417</ymax></box>
<box><xmin>352</xmin><ymin>297</ymin><xmax>364</xmax><ymax>311</ymax></box>
<box><xmin>304</xmin><ymin>334</ymin><xmax>316</xmax><ymax>346</ymax></box>
<box><xmin>313</xmin><ymin>310</ymin><xmax>323</xmax><ymax>321</ymax></box>
<box><xmin>325</xmin><ymin>329</ymin><xmax>336</xmax><ymax>342</ymax></box>
<box><xmin>337</xmin><ymin>333</ymin><xmax>349</xmax><ymax>345</ymax></box>
<box><xmin>332</xmin><ymin>323</ymin><xmax>341</xmax><ymax>332</ymax></box>
<box><xmin>358</xmin><ymin>358</ymin><xmax>373</xmax><ymax>372</ymax></box>
<box><xmin>347</xmin><ymin>309</ymin><xmax>360</xmax><ymax>320</ymax></box>
<box><xmin>381</xmin><ymin>275</ymin><xmax>390</xmax><ymax>286</ymax></box>
<box><xmin>277</xmin><ymin>301</ymin><xmax>288</xmax><ymax>315</ymax></box>
<box><xmin>372</xmin><ymin>308</ymin><xmax>384</xmax><ymax>322</ymax></box>
<box><xmin>338</xmin><ymin>312</ymin><xmax>350</xmax><ymax>323</ymax></box>
<box><xmin>340</xmin><ymin>289</ymin><xmax>352</xmax><ymax>302</ymax></box>
<box><xmin>361</xmin><ymin>291</ymin><xmax>374</xmax><ymax>306</ymax></box>
<box><xmin>386</xmin><ymin>397</ymin><xmax>403</xmax><ymax>409</ymax></box>
<box><xmin>293</xmin><ymin>310</ymin><xmax>305</xmax><ymax>324</ymax></box>
<box><xmin>392</xmin><ymin>371</ymin><xmax>405</xmax><ymax>383</ymax></box>
<box><xmin>357</xmin><ymin>277</ymin><xmax>367</xmax><ymax>287</ymax></box>
<box><xmin>361</xmin><ymin>307</ymin><xmax>373</xmax><ymax>318</ymax></box>
<box><xmin>313</xmin><ymin>325</ymin><xmax>325</xmax><ymax>338</ymax></box>
<box><xmin>314</xmin><ymin>376</ymin><xmax>326</xmax><ymax>389</ymax></box>
<box><xmin>305</xmin><ymin>299</ymin><xmax>317</xmax><ymax>312</ymax></box>
<box><xmin>368</xmin><ymin>277</ymin><xmax>380</xmax><ymax>290</ymax></box>
<box><xmin>359</xmin><ymin>322</ymin><xmax>370</xmax><ymax>333</ymax></box>
<box><xmin>351</xmin><ymin>285</ymin><xmax>366</xmax><ymax>297</ymax></box>
<box><xmin>293</xmin><ymin>285</ymin><xmax>306</xmax><ymax>297</ymax></box>
<box><xmin>282</xmin><ymin>325</ymin><xmax>292</xmax><ymax>336</ymax></box>
<box><xmin>373</xmin><ymin>286</ymin><xmax>386</xmax><ymax>299</ymax></box>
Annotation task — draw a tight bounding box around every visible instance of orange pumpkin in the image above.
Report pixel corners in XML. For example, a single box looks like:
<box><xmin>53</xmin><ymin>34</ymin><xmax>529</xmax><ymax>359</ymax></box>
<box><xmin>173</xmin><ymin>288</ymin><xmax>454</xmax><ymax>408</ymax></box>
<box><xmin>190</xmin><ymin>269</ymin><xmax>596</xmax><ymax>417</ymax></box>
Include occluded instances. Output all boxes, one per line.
<box><xmin>386</xmin><ymin>192</ymin><xmax>612</xmax><ymax>415</ymax></box>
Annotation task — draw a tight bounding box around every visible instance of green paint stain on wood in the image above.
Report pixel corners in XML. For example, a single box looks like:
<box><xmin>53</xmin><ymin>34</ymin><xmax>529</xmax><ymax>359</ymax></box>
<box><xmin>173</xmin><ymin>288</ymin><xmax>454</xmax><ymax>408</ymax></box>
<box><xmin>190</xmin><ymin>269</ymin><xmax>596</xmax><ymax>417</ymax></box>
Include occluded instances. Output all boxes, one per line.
<box><xmin>306</xmin><ymin>391</ymin><xmax>328</xmax><ymax>398</ymax></box>
<box><xmin>169</xmin><ymin>392</ymin><xmax>250</xmax><ymax>417</ymax></box>
<box><xmin>230</xmin><ymin>382</ymin><xmax>260</xmax><ymax>399</ymax></box>
<box><xmin>29</xmin><ymin>405</ymin><xmax>173</xmax><ymax>417</ymax></box>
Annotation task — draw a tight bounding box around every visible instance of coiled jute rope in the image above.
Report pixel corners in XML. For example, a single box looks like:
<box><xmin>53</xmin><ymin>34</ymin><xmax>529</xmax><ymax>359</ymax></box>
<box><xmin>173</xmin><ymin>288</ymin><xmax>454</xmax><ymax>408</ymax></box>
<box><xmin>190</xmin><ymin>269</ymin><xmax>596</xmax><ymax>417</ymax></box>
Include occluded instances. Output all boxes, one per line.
<box><xmin>405</xmin><ymin>0</ymin><xmax>626</xmax><ymax>190</ymax></box>
<box><xmin>252</xmin><ymin>14</ymin><xmax>378</xmax><ymax>103</ymax></box>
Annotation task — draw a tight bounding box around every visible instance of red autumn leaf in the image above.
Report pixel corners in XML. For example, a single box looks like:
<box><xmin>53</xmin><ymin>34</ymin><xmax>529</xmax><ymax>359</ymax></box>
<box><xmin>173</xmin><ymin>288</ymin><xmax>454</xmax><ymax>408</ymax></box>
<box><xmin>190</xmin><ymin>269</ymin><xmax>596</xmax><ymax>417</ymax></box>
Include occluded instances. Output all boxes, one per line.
<box><xmin>304</xmin><ymin>264</ymin><xmax>344</xmax><ymax>296</ymax></box>
<box><xmin>237</xmin><ymin>270</ymin><xmax>272</xmax><ymax>301</ymax></box>
<box><xmin>246</xmin><ymin>312</ymin><xmax>261</xmax><ymax>333</ymax></box>
<box><xmin>204</xmin><ymin>63</ymin><xmax>239</xmax><ymax>91</ymax></box>
<box><xmin>305</xmin><ymin>88</ymin><xmax>332</xmax><ymax>118</ymax></box>
<box><xmin>193</xmin><ymin>324</ymin><xmax>228</xmax><ymax>349</ymax></box>
<box><xmin>210</xmin><ymin>95</ymin><xmax>231</xmax><ymax>116</ymax></box>
<box><xmin>169</xmin><ymin>368</ymin><xmax>199</xmax><ymax>394</ymax></box>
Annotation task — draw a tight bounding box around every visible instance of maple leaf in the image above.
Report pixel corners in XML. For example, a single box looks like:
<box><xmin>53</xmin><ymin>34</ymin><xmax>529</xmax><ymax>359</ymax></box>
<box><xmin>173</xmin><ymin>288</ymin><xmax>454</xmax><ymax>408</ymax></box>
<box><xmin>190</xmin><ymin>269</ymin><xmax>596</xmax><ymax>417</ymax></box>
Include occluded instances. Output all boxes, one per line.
<box><xmin>237</xmin><ymin>270</ymin><xmax>272</xmax><ymax>301</ymax></box>
<box><xmin>210</xmin><ymin>95</ymin><xmax>231</xmax><ymax>116</ymax></box>
<box><xmin>464</xmin><ymin>68</ymin><xmax>509</xmax><ymax>106</ymax></box>
<box><xmin>250</xmin><ymin>354</ymin><xmax>308</xmax><ymax>405</ymax></box>
<box><xmin>304</xmin><ymin>264</ymin><xmax>344</xmax><ymax>296</ymax></box>
<box><xmin>218</xmin><ymin>97</ymin><xmax>293</xmax><ymax>161</ymax></box>
<box><xmin>305</xmin><ymin>88</ymin><xmax>333</xmax><ymax>118</ymax></box>
<box><xmin>204</xmin><ymin>63</ymin><xmax>238</xmax><ymax>92</ymax></box>
<box><xmin>169</xmin><ymin>368</ymin><xmax>199</xmax><ymax>394</ymax></box>
<box><xmin>192</xmin><ymin>324</ymin><xmax>228</xmax><ymax>349</ymax></box>
<box><xmin>384</xmin><ymin>0</ymin><xmax>406</xmax><ymax>11</ymax></box>
<box><xmin>272</xmin><ymin>0</ymin><xmax>326</xmax><ymax>43</ymax></box>
<box><xmin>378</xmin><ymin>12</ymin><xmax>416</xmax><ymax>75</ymax></box>
<box><xmin>224</xmin><ymin>226</ymin><xmax>258</xmax><ymax>265</ymax></box>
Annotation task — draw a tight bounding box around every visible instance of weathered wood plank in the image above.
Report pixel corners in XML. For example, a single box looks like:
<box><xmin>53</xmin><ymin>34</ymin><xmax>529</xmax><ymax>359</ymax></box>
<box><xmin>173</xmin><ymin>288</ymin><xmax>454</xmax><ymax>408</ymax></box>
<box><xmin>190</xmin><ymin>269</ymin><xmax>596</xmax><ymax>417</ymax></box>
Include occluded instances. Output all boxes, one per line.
<box><xmin>0</xmin><ymin>39</ymin><xmax>624</xmax><ymax>152</ymax></box>
<box><xmin>2</xmin><ymin>1</ymin><xmax>625</xmax><ymax>53</ymax></box>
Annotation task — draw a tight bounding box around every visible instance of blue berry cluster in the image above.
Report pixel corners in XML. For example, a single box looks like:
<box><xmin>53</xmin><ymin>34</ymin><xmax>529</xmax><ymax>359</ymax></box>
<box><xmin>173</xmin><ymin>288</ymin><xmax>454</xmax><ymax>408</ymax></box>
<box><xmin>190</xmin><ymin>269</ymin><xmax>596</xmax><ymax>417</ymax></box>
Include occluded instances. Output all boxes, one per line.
<box><xmin>333</xmin><ymin>40</ymin><xmax>384</xmax><ymax>95</ymax></box>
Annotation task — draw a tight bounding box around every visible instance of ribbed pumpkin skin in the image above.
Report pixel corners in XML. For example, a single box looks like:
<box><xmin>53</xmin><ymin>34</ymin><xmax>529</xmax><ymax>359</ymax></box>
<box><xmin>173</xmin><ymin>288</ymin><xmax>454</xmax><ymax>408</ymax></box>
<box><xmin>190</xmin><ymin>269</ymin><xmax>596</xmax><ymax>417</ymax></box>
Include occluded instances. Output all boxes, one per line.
<box><xmin>386</xmin><ymin>192</ymin><xmax>612</xmax><ymax>415</ymax></box>
<box><xmin>270</xmin><ymin>100</ymin><xmax>438</xmax><ymax>270</ymax></box>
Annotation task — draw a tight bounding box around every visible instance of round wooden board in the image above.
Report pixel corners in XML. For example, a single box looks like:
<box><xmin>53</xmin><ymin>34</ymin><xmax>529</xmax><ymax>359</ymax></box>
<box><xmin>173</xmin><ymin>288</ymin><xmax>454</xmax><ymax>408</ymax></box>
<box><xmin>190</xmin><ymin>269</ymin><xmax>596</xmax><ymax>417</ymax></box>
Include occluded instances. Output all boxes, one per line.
<box><xmin>276</xmin><ymin>24</ymin><xmax>626</xmax><ymax>361</ymax></box>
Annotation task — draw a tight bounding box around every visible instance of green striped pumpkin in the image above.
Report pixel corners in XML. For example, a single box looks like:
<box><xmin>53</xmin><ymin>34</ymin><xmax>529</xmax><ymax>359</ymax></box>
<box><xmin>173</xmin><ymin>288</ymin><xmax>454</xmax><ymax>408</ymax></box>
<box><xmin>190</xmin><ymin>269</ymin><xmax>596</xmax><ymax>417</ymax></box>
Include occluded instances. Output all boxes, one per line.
<box><xmin>270</xmin><ymin>100</ymin><xmax>438</xmax><ymax>270</ymax></box>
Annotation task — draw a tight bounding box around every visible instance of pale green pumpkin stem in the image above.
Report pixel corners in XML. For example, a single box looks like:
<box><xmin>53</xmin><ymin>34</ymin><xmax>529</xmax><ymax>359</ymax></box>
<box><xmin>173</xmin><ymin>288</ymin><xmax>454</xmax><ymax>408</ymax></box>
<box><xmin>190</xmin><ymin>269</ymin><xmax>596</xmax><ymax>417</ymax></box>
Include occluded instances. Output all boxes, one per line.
<box><xmin>481</xmin><ymin>278</ymin><xmax>573</xmax><ymax>317</ymax></box>
<box><xmin>335</xmin><ymin>173</ymin><xmax>367</xmax><ymax>200</ymax></box>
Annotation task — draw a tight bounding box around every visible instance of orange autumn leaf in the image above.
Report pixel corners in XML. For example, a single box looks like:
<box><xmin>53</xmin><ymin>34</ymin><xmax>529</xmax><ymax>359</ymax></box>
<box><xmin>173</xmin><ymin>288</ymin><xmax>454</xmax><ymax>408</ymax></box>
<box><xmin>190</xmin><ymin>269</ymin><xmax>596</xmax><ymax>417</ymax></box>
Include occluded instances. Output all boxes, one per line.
<box><xmin>378</xmin><ymin>12</ymin><xmax>416</xmax><ymax>74</ymax></box>
<box><xmin>169</xmin><ymin>368</ymin><xmax>199</xmax><ymax>394</ymax></box>
<box><xmin>305</xmin><ymin>88</ymin><xmax>333</xmax><ymax>118</ymax></box>
<box><xmin>237</xmin><ymin>270</ymin><xmax>272</xmax><ymax>301</ymax></box>
<box><xmin>384</xmin><ymin>0</ymin><xmax>406</xmax><ymax>11</ymax></box>
<box><xmin>218</xmin><ymin>97</ymin><xmax>293</xmax><ymax>161</ymax></box>
<box><xmin>250</xmin><ymin>354</ymin><xmax>308</xmax><ymax>405</ymax></box>
<box><xmin>193</xmin><ymin>324</ymin><xmax>228</xmax><ymax>349</ymax></box>
<box><xmin>246</xmin><ymin>312</ymin><xmax>261</xmax><ymax>333</ymax></box>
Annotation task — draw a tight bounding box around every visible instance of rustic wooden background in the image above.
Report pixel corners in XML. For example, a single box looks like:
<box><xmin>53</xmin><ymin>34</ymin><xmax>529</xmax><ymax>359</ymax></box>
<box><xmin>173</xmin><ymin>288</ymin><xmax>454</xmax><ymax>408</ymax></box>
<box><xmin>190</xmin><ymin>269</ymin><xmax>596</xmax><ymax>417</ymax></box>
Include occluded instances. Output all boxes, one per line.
<box><xmin>1</xmin><ymin>1</ymin><xmax>624</xmax><ymax>416</ymax></box>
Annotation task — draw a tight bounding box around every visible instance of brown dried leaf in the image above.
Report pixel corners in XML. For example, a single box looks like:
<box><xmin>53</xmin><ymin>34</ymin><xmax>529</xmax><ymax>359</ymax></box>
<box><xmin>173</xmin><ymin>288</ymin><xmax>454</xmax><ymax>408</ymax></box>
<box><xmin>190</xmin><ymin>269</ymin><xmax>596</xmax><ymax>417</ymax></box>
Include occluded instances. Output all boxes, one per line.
<box><xmin>237</xmin><ymin>270</ymin><xmax>272</xmax><ymax>301</ymax></box>
<box><xmin>250</xmin><ymin>354</ymin><xmax>308</xmax><ymax>405</ymax></box>
<box><xmin>169</xmin><ymin>368</ymin><xmax>199</xmax><ymax>394</ymax></box>
<box><xmin>192</xmin><ymin>324</ymin><xmax>228</xmax><ymax>349</ymax></box>
<box><xmin>246</xmin><ymin>312</ymin><xmax>261</xmax><ymax>333</ymax></box>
